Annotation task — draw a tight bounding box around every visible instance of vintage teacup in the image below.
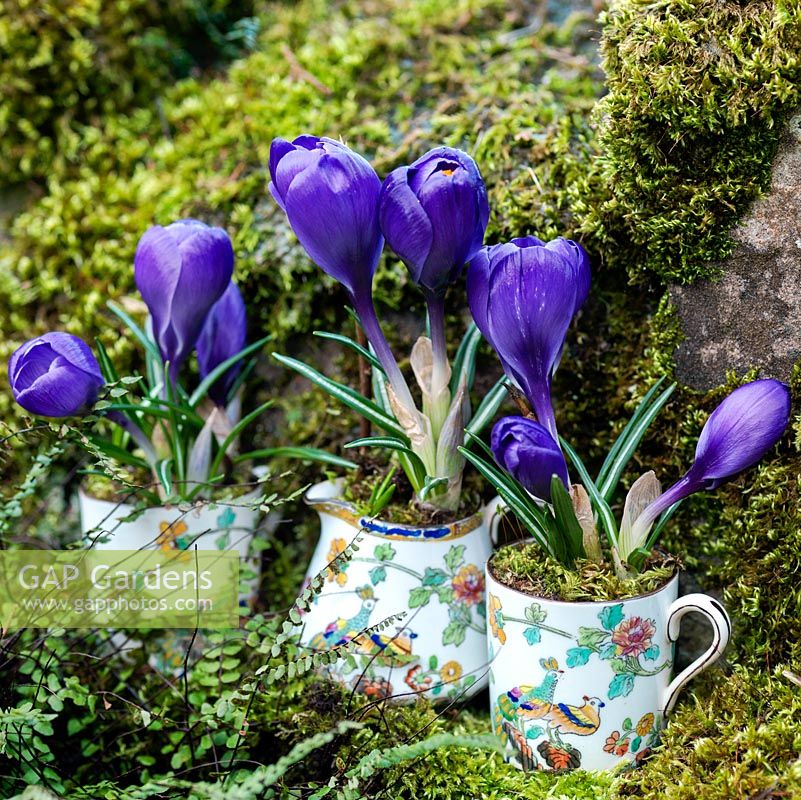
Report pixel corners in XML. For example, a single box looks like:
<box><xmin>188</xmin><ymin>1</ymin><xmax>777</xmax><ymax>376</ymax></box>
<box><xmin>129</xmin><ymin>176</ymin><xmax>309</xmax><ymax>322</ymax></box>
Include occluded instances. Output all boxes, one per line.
<box><xmin>300</xmin><ymin>480</ymin><xmax>500</xmax><ymax>701</ymax></box>
<box><xmin>486</xmin><ymin>551</ymin><xmax>730</xmax><ymax>772</ymax></box>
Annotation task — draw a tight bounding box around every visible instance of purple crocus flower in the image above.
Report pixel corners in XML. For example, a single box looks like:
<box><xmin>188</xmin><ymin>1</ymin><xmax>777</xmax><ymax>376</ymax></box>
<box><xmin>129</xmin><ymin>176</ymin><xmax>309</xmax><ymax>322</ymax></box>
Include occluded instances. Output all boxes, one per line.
<box><xmin>196</xmin><ymin>281</ymin><xmax>247</xmax><ymax>405</ymax></box>
<box><xmin>467</xmin><ymin>237</ymin><xmax>590</xmax><ymax>440</ymax></box>
<box><xmin>269</xmin><ymin>135</ymin><xmax>416</xmax><ymax>413</ymax></box>
<box><xmin>134</xmin><ymin>219</ymin><xmax>233</xmax><ymax>383</ymax></box>
<box><xmin>9</xmin><ymin>332</ymin><xmax>104</xmax><ymax>417</ymax></box>
<box><xmin>379</xmin><ymin>146</ymin><xmax>489</xmax><ymax>295</ymax></box>
<box><xmin>624</xmin><ymin>379</ymin><xmax>792</xmax><ymax>555</ymax></box>
<box><xmin>269</xmin><ymin>136</ymin><xmax>383</xmax><ymax>301</ymax></box>
<box><xmin>491</xmin><ymin>415</ymin><xmax>569</xmax><ymax>501</ymax></box>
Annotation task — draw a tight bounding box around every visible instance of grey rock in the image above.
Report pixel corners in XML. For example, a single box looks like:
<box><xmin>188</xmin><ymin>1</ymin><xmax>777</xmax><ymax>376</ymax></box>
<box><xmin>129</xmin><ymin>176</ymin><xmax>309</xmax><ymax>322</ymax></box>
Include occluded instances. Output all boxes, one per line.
<box><xmin>671</xmin><ymin>113</ymin><xmax>801</xmax><ymax>390</ymax></box>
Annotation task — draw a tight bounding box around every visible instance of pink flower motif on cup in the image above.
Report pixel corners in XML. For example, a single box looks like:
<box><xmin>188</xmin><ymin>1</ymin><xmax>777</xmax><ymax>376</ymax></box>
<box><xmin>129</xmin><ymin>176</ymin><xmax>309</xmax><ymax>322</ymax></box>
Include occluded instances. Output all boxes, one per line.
<box><xmin>611</xmin><ymin>616</ymin><xmax>656</xmax><ymax>658</ymax></box>
<box><xmin>451</xmin><ymin>564</ymin><xmax>485</xmax><ymax>606</ymax></box>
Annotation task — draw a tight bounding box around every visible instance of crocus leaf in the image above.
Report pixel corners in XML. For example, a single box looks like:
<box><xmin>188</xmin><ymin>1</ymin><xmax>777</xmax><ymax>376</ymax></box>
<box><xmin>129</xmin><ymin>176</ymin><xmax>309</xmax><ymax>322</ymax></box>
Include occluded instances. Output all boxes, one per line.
<box><xmin>93</xmin><ymin>337</ymin><xmax>120</xmax><ymax>384</ymax></box>
<box><xmin>560</xmin><ymin>437</ymin><xmax>619</xmax><ymax>552</ymax></box>
<box><xmin>450</xmin><ymin>322</ymin><xmax>482</xmax><ymax>396</ymax></box>
<box><xmin>550</xmin><ymin>474</ymin><xmax>585</xmax><ymax>562</ymax></box>
<box><xmin>207</xmin><ymin>400</ymin><xmax>274</xmax><ymax>478</ymax></box>
<box><xmin>107</xmin><ymin>301</ymin><xmax>162</xmax><ymax>366</ymax></box>
<box><xmin>313</xmin><ymin>331</ymin><xmax>384</xmax><ymax>373</ymax></box>
<box><xmin>273</xmin><ymin>352</ymin><xmax>408</xmax><ymax>440</ymax></box>
<box><xmin>235</xmin><ymin>447</ymin><xmax>356</xmax><ymax>471</ymax></box>
<box><xmin>596</xmin><ymin>380</ymin><xmax>676</xmax><ymax>501</ymax></box>
<box><xmin>420</xmin><ymin>475</ymin><xmax>448</xmax><ymax>501</ymax></box>
<box><xmin>87</xmin><ymin>436</ymin><xmax>151</xmax><ymax>471</ymax></box>
<box><xmin>155</xmin><ymin>458</ymin><xmax>174</xmax><ymax>498</ymax></box>
<box><xmin>460</xmin><ymin>433</ymin><xmax>556</xmax><ymax>557</ymax></box>
<box><xmin>190</xmin><ymin>336</ymin><xmax>271</xmax><ymax>408</ymax></box>
<box><xmin>464</xmin><ymin>378</ymin><xmax>508</xmax><ymax>440</ymax></box>
<box><xmin>344</xmin><ymin>436</ymin><xmax>427</xmax><ymax>485</ymax></box>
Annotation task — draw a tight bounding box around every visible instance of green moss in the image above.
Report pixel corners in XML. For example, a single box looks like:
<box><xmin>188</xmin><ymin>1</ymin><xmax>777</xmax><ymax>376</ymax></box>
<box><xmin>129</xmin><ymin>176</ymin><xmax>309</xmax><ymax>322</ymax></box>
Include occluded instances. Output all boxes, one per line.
<box><xmin>579</xmin><ymin>0</ymin><xmax>801</xmax><ymax>283</ymax></box>
<box><xmin>0</xmin><ymin>0</ymin><xmax>256</xmax><ymax>185</ymax></box>
<box><xmin>490</xmin><ymin>540</ymin><xmax>678</xmax><ymax>602</ymax></box>
<box><xmin>615</xmin><ymin>666</ymin><xmax>801</xmax><ymax>799</ymax></box>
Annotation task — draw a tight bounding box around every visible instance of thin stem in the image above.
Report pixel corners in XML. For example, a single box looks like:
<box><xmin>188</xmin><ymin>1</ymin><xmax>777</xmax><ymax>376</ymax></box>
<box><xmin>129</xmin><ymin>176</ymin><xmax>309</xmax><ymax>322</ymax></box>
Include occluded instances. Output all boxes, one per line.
<box><xmin>106</xmin><ymin>411</ymin><xmax>158</xmax><ymax>465</ymax></box>
<box><xmin>353</xmin><ymin>293</ymin><xmax>416</xmax><ymax>414</ymax></box>
<box><xmin>425</xmin><ymin>291</ymin><xmax>449</xmax><ymax>392</ymax></box>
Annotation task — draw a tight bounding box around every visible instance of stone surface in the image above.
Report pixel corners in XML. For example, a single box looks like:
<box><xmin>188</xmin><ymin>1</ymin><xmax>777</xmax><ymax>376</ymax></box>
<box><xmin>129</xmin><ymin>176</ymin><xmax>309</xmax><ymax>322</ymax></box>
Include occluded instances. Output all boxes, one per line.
<box><xmin>671</xmin><ymin>114</ymin><xmax>801</xmax><ymax>390</ymax></box>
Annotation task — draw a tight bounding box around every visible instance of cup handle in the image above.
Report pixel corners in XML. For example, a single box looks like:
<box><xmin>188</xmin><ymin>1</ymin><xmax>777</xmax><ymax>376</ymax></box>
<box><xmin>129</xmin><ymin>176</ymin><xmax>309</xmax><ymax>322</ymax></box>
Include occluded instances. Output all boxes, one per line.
<box><xmin>482</xmin><ymin>496</ymin><xmax>504</xmax><ymax>547</ymax></box>
<box><xmin>662</xmin><ymin>593</ymin><xmax>731</xmax><ymax>715</ymax></box>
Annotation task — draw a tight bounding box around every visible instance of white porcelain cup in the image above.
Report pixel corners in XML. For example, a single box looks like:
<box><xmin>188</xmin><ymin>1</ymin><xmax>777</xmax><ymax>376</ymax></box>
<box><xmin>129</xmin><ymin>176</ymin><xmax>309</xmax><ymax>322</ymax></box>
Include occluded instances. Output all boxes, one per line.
<box><xmin>486</xmin><ymin>557</ymin><xmax>730</xmax><ymax>771</ymax></box>
<box><xmin>299</xmin><ymin>480</ymin><xmax>501</xmax><ymax>702</ymax></box>
<box><xmin>79</xmin><ymin>487</ymin><xmax>267</xmax><ymax>673</ymax></box>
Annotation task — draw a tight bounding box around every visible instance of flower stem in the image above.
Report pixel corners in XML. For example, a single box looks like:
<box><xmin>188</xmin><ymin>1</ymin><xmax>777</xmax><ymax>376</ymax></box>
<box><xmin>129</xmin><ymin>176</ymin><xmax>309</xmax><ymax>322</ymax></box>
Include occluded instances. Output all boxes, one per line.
<box><xmin>107</xmin><ymin>411</ymin><xmax>158</xmax><ymax>465</ymax></box>
<box><xmin>353</xmin><ymin>292</ymin><xmax>417</xmax><ymax>415</ymax></box>
<box><xmin>424</xmin><ymin>291</ymin><xmax>452</xmax><ymax>438</ymax></box>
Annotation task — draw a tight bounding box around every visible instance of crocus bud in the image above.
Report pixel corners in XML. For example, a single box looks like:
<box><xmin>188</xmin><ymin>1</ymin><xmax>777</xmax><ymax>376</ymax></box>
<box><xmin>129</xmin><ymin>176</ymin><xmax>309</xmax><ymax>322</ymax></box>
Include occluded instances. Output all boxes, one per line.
<box><xmin>467</xmin><ymin>237</ymin><xmax>590</xmax><ymax>440</ymax></box>
<box><xmin>9</xmin><ymin>332</ymin><xmax>104</xmax><ymax>417</ymax></box>
<box><xmin>379</xmin><ymin>147</ymin><xmax>489</xmax><ymax>295</ymax></box>
<box><xmin>491</xmin><ymin>415</ymin><xmax>569</xmax><ymax>501</ymax></box>
<box><xmin>622</xmin><ymin>379</ymin><xmax>792</xmax><ymax>559</ymax></box>
<box><xmin>196</xmin><ymin>281</ymin><xmax>247</xmax><ymax>405</ymax></box>
<box><xmin>134</xmin><ymin>219</ymin><xmax>233</xmax><ymax>382</ymax></box>
<box><xmin>269</xmin><ymin>136</ymin><xmax>383</xmax><ymax>301</ymax></box>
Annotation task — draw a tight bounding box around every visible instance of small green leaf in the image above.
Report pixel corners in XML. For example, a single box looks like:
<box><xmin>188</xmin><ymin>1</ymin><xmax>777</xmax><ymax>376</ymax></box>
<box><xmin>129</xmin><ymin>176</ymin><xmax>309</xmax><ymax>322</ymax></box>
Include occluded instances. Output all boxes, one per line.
<box><xmin>599</xmin><ymin>604</ymin><xmax>625</xmax><ymax>631</ymax></box>
<box><xmin>443</xmin><ymin>545</ymin><xmax>465</xmax><ymax>572</ymax></box>
<box><xmin>524</xmin><ymin>602</ymin><xmax>547</xmax><ymax>624</ymax></box>
<box><xmin>422</xmin><ymin>567</ymin><xmax>448</xmax><ymax>586</ymax></box>
<box><xmin>577</xmin><ymin>627</ymin><xmax>608</xmax><ymax>649</ymax></box>
<box><xmin>565</xmin><ymin>647</ymin><xmax>592</xmax><ymax>667</ymax></box>
<box><xmin>369</xmin><ymin>566</ymin><xmax>386</xmax><ymax>585</ymax></box>
<box><xmin>442</xmin><ymin>621</ymin><xmax>466</xmax><ymax>646</ymax></box>
<box><xmin>373</xmin><ymin>542</ymin><xmax>396</xmax><ymax>562</ymax></box>
<box><xmin>408</xmin><ymin>587</ymin><xmax>432</xmax><ymax>608</ymax></box>
<box><xmin>608</xmin><ymin>673</ymin><xmax>635</xmax><ymax>699</ymax></box>
<box><xmin>523</xmin><ymin>627</ymin><xmax>541</xmax><ymax>645</ymax></box>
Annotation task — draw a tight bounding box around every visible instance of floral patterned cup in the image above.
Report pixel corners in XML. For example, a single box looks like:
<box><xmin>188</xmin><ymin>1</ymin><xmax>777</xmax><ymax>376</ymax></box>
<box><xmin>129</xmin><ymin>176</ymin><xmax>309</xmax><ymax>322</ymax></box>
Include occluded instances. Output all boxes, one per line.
<box><xmin>299</xmin><ymin>480</ymin><xmax>500</xmax><ymax>702</ymax></box>
<box><xmin>486</xmin><ymin>551</ymin><xmax>730</xmax><ymax>772</ymax></box>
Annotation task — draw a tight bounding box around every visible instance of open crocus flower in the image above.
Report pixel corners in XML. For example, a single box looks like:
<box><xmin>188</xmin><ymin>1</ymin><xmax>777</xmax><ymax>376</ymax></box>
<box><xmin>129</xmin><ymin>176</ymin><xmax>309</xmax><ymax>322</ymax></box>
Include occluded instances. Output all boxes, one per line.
<box><xmin>379</xmin><ymin>146</ymin><xmax>489</xmax><ymax>296</ymax></box>
<box><xmin>467</xmin><ymin>237</ymin><xmax>590</xmax><ymax>440</ymax></box>
<box><xmin>491</xmin><ymin>415</ymin><xmax>569</xmax><ymax>501</ymax></box>
<box><xmin>620</xmin><ymin>378</ymin><xmax>792</xmax><ymax>561</ymax></box>
<box><xmin>9</xmin><ymin>332</ymin><xmax>104</xmax><ymax>417</ymax></box>
<box><xmin>134</xmin><ymin>219</ymin><xmax>233</xmax><ymax>383</ymax></box>
<box><xmin>196</xmin><ymin>280</ymin><xmax>247</xmax><ymax>406</ymax></box>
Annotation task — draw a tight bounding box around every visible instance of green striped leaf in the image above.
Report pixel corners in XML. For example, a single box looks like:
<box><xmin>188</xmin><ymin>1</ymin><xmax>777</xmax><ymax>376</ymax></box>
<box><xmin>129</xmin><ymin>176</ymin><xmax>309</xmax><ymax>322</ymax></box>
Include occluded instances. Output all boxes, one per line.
<box><xmin>597</xmin><ymin>379</ymin><xmax>676</xmax><ymax>501</ymax></box>
<box><xmin>560</xmin><ymin>437</ymin><xmax>618</xmax><ymax>551</ymax></box>
<box><xmin>272</xmin><ymin>353</ymin><xmax>407</xmax><ymax>440</ymax></box>
<box><xmin>189</xmin><ymin>335</ymin><xmax>271</xmax><ymax>408</ymax></box>
<box><xmin>313</xmin><ymin>331</ymin><xmax>384</xmax><ymax>373</ymax></box>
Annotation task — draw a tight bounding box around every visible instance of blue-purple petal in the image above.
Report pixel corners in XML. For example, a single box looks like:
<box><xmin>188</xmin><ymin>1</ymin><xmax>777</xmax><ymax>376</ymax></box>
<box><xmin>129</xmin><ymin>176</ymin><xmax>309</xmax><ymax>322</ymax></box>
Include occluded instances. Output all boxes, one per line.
<box><xmin>134</xmin><ymin>220</ymin><xmax>233</xmax><ymax>379</ymax></box>
<box><xmin>270</xmin><ymin>135</ymin><xmax>384</xmax><ymax>300</ymax></box>
<box><xmin>687</xmin><ymin>378</ymin><xmax>791</xmax><ymax>489</ymax></box>
<box><xmin>9</xmin><ymin>332</ymin><xmax>103</xmax><ymax>417</ymax></box>
<box><xmin>196</xmin><ymin>281</ymin><xmax>247</xmax><ymax>404</ymax></box>
<box><xmin>380</xmin><ymin>146</ymin><xmax>488</xmax><ymax>294</ymax></box>
<box><xmin>491</xmin><ymin>416</ymin><xmax>568</xmax><ymax>501</ymax></box>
